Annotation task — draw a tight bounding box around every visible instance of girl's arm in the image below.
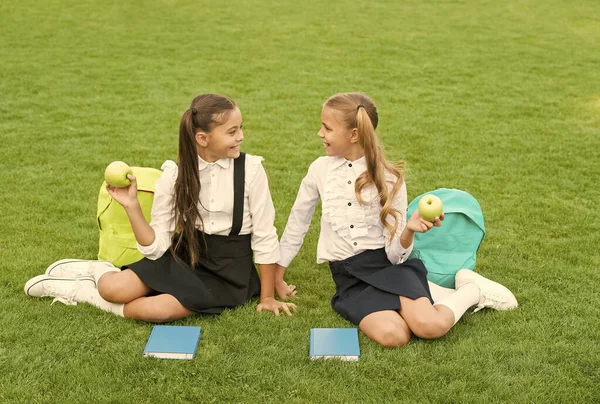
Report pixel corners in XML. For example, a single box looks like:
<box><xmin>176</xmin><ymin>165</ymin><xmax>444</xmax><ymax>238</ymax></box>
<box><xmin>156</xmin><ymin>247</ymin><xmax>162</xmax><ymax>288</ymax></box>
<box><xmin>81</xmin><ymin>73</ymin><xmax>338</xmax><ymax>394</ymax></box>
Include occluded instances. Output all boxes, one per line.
<box><xmin>107</xmin><ymin>162</ymin><xmax>177</xmax><ymax>259</ymax></box>
<box><xmin>106</xmin><ymin>175</ymin><xmax>155</xmax><ymax>245</ymax></box>
<box><xmin>384</xmin><ymin>181</ymin><xmax>444</xmax><ymax>264</ymax></box>
<box><xmin>247</xmin><ymin>158</ymin><xmax>296</xmax><ymax>314</ymax></box>
<box><xmin>247</xmin><ymin>160</ymin><xmax>280</xmax><ymax>265</ymax></box>
<box><xmin>277</xmin><ymin>164</ymin><xmax>321</xmax><ymax>268</ymax></box>
<box><xmin>274</xmin><ymin>164</ymin><xmax>321</xmax><ymax>298</ymax></box>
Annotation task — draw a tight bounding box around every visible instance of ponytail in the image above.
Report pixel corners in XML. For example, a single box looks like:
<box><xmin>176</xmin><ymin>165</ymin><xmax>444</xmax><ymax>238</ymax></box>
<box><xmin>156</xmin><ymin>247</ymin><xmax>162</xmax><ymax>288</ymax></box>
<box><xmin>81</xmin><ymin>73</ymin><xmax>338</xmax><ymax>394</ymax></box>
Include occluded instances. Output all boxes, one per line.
<box><xmin>172</xmin><ymin>108</ymin><xmax>203</xmax><ymax>266</ymax></box>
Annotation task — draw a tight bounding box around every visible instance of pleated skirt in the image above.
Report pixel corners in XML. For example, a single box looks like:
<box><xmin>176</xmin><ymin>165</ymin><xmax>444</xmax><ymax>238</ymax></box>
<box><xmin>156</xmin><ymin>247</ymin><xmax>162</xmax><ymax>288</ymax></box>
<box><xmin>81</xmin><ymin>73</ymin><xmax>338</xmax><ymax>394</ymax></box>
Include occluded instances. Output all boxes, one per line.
<box><xmin>329</xmin><ymin>248</ymin><xmax>433</xmax><ymax>325</ymax></box>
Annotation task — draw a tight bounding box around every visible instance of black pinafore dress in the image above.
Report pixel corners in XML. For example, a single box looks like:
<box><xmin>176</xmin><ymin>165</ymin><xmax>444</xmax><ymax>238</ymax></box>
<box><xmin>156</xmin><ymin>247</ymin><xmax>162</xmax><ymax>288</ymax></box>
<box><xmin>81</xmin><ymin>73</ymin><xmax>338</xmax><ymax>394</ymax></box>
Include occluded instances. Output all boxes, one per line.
<box><xmin>126</xmin><ymin>153</ymin><xmax>261</xmax><ymax>314</ymax></box>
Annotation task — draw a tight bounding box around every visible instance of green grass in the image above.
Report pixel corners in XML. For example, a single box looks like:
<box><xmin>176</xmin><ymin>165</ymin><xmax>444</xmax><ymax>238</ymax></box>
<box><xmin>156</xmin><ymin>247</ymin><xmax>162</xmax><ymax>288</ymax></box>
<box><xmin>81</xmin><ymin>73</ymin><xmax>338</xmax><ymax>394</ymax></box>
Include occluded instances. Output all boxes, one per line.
<box><xmin>2</xmin><ymin>0</ymin><xmax>600</xmax><ymax>402</ymax></box>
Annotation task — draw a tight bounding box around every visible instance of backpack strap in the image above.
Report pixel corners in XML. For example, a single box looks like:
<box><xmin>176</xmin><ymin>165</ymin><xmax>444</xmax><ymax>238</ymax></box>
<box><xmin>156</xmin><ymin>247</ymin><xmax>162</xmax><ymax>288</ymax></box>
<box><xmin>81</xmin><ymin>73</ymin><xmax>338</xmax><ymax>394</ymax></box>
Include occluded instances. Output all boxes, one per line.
<box><xmin>230</xmin><ymin>152</ymin><xmax>246</xmax><ymax>236</ymax></box>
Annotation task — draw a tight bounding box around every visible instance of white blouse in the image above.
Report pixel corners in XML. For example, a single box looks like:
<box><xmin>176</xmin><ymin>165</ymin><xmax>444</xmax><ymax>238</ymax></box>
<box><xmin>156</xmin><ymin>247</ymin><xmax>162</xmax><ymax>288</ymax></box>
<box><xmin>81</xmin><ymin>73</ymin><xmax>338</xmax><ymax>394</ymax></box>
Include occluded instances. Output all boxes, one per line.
<box><xmin>137</xmin><ymin>154</ymin><xmax>280</xmax><ymax>264</ymax></box>
<box><xmin>278</xmin><ymin>156</ymin><xmax>413</xmax><ymax>267</ymax></box>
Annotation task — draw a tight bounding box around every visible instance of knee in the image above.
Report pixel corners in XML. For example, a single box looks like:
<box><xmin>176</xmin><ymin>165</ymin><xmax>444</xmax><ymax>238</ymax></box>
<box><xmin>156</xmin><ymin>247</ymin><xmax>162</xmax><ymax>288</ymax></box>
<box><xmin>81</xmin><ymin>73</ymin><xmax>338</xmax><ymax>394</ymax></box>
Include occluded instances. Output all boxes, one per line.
<box><xmin>370</xmin><ymin>322</ymin><xmax>411</xmax><ymax>348</ymax></box>
<box><xmin>98</xmin><ymin>274</ymin><xmax>125</xmax><ymax>303</ymax></box>
<box><xmin>410</xmin><ymin>317</ymin><xmax>449</xmax><ymax>339</ymax></box>
<box><xmin>147</xmin><ymin>307</ymin><xmax>179</xmax><ymax>324</ymax></box>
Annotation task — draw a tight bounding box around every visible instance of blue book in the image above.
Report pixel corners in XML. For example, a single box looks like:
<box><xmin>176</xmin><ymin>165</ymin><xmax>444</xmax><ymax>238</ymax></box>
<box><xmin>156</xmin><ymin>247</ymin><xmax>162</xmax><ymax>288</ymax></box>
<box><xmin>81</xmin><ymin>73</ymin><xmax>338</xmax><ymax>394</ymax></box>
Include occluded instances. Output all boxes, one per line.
<box><xmin>309</xmin><ymin>328</ymin><xmax>360</xmax><ymax>361</ymax></box>
<box><xmin>143</xmin><ymin>325</ymin><xmax>201</xmax><ymax>360</ymax></box>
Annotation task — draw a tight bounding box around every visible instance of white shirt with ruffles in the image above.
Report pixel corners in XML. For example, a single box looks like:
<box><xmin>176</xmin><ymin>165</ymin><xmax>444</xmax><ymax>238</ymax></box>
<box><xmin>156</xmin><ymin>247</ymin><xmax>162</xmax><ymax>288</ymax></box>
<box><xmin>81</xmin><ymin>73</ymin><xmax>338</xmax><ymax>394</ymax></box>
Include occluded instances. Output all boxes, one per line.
<box><xmin>278</xmin><ymin>156</ymin><xmax>413</xmax><ymax>267</ymax></box>
<box><xmin>137</xmin><ymin>154</ymin><xmax>280</xmax><ymax>265</ymax></box>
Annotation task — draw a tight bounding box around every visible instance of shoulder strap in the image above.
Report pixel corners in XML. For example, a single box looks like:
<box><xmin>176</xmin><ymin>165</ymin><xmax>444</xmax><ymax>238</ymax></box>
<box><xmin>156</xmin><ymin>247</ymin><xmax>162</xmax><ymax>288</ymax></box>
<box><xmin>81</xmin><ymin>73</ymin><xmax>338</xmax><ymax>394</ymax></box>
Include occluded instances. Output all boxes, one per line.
<box><xmin>230</xmin><ymin>152</ymin><xmax>246</xmax><ymax>236</ymax></box>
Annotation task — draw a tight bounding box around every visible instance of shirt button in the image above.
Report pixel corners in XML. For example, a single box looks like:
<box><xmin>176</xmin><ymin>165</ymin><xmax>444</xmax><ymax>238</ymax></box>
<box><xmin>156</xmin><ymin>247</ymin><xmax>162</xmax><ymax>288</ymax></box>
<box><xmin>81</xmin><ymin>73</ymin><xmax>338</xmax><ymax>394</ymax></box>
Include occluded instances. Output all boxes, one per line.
<box><xmin>211</xmin><ymin>221</ymin><xmax>214</xmax><ymax>225</ymax></box>
<box><xmin>353</xmin><ymin>242</ymin><xmax>357</xmax><ymax>246</ymax></box>
<box><xmin>212</xmin><ymin>173</ymin><xmax>215</xmax><ymax>177</ymax></box>
<box><xmin>347</xmin><ymin>181</ymin><xmax>351</xmax><ymax>184</ymax></box>
<box><xmin>350</xmin><ymin>225</ymin><xmax>354</xmax><ymax>229</ymax></box>
<box><xmin>348</xmin><ymin>202</ymin><xmax>352</xmax><ymax>206</ymax></box>
<box><xmin>211</xmin><ymin>199</ymin><xmax>214</xmax><ymax>203</ymax></box>
<box><xmin>348</xmin><ymin>163</ymin><xmax>353</xmax><ymax>167</ymax></box>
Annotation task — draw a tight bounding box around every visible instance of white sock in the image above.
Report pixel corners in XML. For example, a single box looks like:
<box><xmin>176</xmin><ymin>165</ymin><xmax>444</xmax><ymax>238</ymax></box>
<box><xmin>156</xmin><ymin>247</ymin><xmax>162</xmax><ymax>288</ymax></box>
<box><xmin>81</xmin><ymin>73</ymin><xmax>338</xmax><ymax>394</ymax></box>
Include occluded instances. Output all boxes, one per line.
<box><xmin>428</xmin><ymin>281</ymin><xmax>455</xmax><ymax>303</ymax></box>
<box><xmin>75</xmin><ymin>288</ymin><xmax>125</xmax><ymax>317</ymax></box>
<box><xmin>434</xmin><ymin>283</ymin><xmax>480</xmax><ymax>325</ymax></box>
<box><xmin>93</xmin><ymin>263</ymin><xmax>120</xmax><ymax>284</ymax></box>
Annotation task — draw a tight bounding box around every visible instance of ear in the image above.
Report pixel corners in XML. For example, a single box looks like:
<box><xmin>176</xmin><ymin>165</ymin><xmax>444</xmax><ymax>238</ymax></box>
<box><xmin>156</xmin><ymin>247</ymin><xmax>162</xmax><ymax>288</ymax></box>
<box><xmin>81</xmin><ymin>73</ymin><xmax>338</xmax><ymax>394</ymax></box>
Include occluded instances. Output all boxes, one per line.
<box><xmin>349</xmin><ymin>128</ymin><xmax>360</xmax><ymax>144</ymax></box>
<box><xmin>195</xmin><ymin>131</ymin><xmax>209</xmax><ymax>148</ymax></box>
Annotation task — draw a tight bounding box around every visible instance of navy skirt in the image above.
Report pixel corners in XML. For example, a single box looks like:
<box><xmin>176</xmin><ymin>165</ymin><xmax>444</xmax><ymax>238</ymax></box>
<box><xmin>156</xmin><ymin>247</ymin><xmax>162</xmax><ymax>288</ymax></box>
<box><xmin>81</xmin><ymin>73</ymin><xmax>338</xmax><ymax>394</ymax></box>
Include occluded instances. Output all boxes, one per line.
<box><xmin>329</xmin><ymin>248</ymin><xmax>433</xmax><ymax>325</ymax></box>
<box><xmin>126</xmin><ymin>231</ymin><xmax>261</xmax><ymax>314</ymax></box>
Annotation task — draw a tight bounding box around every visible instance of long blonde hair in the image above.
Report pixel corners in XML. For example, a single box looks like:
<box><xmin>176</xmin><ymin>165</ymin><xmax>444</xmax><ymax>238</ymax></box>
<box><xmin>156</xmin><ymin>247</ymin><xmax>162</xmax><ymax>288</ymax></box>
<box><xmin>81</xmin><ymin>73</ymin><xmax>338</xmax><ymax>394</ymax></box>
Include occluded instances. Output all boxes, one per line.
<box><xmin>324</xmin><ymin>92</ymin><xmax>405</xmax><ymax>239</ymax></box>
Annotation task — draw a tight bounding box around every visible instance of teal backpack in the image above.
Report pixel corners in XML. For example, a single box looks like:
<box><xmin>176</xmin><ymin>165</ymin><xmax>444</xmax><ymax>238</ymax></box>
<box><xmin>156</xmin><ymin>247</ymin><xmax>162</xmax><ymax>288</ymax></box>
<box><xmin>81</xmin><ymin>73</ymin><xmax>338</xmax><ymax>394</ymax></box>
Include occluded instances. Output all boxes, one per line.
<box><xmin>407</xmin><ymin>188</ymin><xmax>485</xmax><ymax>288</ymax></box>
<box><xmin>97</xmin><ymin>166</ymin><xmax>163</xmax><ymax>268</ymax></box>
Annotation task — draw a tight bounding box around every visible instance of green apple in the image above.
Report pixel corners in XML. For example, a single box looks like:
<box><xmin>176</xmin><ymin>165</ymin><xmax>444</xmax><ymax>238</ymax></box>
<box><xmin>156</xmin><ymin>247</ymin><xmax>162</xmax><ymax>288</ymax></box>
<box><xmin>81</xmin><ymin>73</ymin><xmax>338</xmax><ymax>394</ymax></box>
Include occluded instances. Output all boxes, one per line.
<box><xmin>104</xmin><ymin>161</ymin><xmax>133</xmax><ymax>187</ymax></box>
<box><xmin>417</xmin><ymin>194</ymin><xmax>443</xmax><ymax>221</ymax></box>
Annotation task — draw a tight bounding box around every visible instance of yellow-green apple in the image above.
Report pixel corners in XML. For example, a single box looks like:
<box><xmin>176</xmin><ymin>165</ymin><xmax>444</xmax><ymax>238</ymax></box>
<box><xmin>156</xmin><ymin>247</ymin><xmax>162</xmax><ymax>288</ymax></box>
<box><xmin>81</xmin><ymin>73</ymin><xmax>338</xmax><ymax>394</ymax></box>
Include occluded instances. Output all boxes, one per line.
<box><xmin>104</xmin><ymin>161</ymin><xmax>133</xmax><ymax>187</ymax></box>
<box><xmin>417</xmin><ymin>194</ymin><xmax>443</xmax><ymax>221</ymax></box>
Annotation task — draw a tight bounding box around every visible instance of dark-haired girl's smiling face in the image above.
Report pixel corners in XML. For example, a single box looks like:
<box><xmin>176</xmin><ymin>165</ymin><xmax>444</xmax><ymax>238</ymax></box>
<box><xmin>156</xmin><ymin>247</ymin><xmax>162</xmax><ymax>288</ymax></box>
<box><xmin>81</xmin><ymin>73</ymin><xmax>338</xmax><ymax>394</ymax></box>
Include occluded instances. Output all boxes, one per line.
<box><xmin>197</xmin><ymin>107</ymin><xmax>244</xmax><ymax>162</ymax></box>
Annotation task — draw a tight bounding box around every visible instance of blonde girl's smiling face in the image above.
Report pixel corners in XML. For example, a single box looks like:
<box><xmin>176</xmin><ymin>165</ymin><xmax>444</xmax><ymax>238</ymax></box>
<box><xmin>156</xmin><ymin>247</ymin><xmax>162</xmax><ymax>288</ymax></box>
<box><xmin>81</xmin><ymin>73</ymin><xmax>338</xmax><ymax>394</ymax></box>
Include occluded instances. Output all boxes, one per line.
<box><xmin>196</xmin><ymin>107</ymin><xmax>244</xmax><ymax>162</ymax></box>
<box><xmin>318</xmin><ymin>106</ymin><xmax>355</xmax><ymax>157</ymax></box>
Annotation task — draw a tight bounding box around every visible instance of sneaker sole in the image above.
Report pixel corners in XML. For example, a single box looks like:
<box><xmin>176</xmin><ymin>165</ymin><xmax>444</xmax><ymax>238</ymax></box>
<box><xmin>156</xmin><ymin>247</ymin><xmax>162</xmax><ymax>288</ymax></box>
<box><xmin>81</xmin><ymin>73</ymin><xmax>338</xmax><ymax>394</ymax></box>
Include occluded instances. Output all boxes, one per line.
<box><xmin>24</xmin><ymin>274</ymin><xmax>96</xmax><ymax>297</ymax></box>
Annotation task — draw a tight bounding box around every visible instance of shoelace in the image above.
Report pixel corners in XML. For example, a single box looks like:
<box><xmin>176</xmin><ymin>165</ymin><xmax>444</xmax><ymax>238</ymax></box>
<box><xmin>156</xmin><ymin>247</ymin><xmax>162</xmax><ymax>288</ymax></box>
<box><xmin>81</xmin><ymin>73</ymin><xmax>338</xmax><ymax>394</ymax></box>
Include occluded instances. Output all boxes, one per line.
<box><xmin>474</xmin><ymin>292</ymin><xmax>507</xmax><ymax>312</ymax></box>
<box><xmin>45</xmin><ymin>280</ymin><xmax>82</xmax><ymax>306</ymax></box>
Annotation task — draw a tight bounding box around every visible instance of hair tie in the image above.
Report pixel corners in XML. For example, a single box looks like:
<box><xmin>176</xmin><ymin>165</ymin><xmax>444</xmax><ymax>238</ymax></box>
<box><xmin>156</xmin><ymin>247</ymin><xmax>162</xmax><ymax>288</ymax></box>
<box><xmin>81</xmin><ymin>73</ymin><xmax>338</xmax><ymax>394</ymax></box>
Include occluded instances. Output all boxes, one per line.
<box><xmin>357</xmin><ymin>104</ymin><xmax>364</xmax><ymax>111</ymax></box>
<box><xmin>191</xmin><ymin>107</ymin><xmax>197</xmax><ymax>115</ymax></box>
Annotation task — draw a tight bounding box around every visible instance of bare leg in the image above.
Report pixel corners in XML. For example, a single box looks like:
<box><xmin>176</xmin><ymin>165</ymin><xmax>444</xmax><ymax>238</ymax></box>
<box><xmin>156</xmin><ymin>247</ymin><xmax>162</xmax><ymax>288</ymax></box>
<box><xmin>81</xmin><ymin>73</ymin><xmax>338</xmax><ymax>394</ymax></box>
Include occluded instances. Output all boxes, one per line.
<box><xmin>358</xmin><ymin>310</ymin><xmax>412</xmax><ymax>348</ymax></box>
<box><xmin>123</xmin><ymin>294</ymin><xmax>195</xmax><ymax>323</ymax></box>
<box><xmin>97</xmin><ymin>269</ymin><xmax>152</xmax><ymax>304</ymax></box>
<box><xmin>400</xmin><ymin>273</ymin><xmax>516</xmax><ymax>337</ymax></box>
<box><xmin>97</xmin><ymin>269</ymin><xmax>194</xmax><ymax>322</ymax></box>
<box><xmin>65</xmin><ymin>269</ymin><xmax>153</xmax><ymax>317</ymax></box>
<box><xmin>399</xmin><ymin>297</ymin><xmax>456</xmax><ymax>339</ymax></box>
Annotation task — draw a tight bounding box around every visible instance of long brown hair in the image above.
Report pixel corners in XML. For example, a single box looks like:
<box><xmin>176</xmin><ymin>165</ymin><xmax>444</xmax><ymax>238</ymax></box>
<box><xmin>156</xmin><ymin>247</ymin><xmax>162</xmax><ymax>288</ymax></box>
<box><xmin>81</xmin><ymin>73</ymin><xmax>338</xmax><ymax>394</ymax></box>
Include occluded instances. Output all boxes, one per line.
<box><xmin>324</xmin><ymin>92</ymin><xmax>405</xmax><ymax>239</ymax></box>
<box><xmin>173</xmin><ymin>94</ymin><xmax>237</xmax><ymax>266</ymax></box>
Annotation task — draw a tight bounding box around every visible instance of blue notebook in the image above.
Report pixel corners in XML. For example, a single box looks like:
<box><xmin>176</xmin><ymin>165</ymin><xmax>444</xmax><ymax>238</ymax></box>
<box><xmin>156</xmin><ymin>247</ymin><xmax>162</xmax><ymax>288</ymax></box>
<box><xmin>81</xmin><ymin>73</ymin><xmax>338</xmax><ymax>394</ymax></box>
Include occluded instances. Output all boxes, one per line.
<box><xmin>309</xmin><ymin>328</ymin><xmax>360</xmax><ymax>361</ymax></box>
<box><xmin>143</xmin><ymin>325</ymin><xmax>201</xmax><ymax>360</ymax></box>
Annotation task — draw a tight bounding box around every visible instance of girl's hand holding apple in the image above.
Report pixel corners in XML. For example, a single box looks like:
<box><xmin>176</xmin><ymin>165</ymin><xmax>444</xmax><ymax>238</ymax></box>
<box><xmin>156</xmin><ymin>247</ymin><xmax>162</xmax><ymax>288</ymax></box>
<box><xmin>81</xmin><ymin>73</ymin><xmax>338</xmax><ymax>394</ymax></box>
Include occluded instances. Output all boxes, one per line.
<box><xmin>106</xmin><ymin>174</ymin><xmax>139</xmax><ymax>209</ymax></box>
<box><xmin>105</xmin><ymin>161</ymin><xmax>139</xmax><ymax>209</ymax></box>
<box><xmin>406</xmin><ymin>209</ymin><xmax>444</xmax><ymax>233</ymax></box>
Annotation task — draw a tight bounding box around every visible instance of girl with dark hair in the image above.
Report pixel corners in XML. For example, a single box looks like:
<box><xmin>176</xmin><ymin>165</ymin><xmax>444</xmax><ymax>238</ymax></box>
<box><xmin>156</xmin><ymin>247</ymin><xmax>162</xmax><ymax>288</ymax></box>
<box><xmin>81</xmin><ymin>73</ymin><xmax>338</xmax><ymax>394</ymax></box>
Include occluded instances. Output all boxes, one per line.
<box><xmin>25</xmin><ymin>94</ymin><xmax>296</xmax><ymax>321</ymax></box>
<box><xmin>276</xmin><ymin>92</ymin><xmax>516</xmax><ymax>347</ymax></box>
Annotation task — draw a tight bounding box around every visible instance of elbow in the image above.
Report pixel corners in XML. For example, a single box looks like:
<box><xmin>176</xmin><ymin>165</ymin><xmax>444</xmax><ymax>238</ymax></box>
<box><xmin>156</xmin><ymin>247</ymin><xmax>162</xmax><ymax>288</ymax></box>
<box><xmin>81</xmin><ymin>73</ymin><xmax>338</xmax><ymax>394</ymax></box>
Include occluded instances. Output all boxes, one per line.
<box><xmin>384</xmin><ymin>247</ymin><xmax>402</xmax><ymax>266</ymax></box>
<box><xmin>137</xmin><ymin>238</ymin><xmax>169</xmax><ymax>261</ymax></box>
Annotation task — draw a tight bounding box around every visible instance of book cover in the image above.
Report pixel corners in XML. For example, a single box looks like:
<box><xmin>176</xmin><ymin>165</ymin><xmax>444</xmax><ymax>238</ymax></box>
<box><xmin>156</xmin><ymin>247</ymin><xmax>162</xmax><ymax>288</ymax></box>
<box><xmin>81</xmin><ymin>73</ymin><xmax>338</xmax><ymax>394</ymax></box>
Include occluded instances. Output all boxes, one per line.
<box><xmin>143</xmin><ymin>325</ymin><xmax>201</xmax><ymax>360</ymax></box>
<box><xmin>309</xmin><ymin>328</ymin><xmax>360</xmax><ymax>361</ymax></box>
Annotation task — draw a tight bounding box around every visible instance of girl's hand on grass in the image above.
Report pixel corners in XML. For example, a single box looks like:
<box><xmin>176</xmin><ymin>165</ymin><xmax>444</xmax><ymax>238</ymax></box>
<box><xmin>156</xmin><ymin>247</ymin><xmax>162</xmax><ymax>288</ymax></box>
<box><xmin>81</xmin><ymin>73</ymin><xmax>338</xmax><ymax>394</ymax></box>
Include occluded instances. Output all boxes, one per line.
<box><xmin>275</xmin><ymin>280</ymin><xmax>297</xmax><ymax>300</ymax></box>
<box><xmin>106</xmin><ymin>175</ymin><xmax>139</xmax><ymax>209</ymax></box>
<box><xmin>256</xmin><ymin>297</ymin><xmax>297</xmax><ymax>317</ymax></box>
<box><xmin>406</xmin><ymin>210</ymin><xmax>444</xmax><ymax>233</ymax></box>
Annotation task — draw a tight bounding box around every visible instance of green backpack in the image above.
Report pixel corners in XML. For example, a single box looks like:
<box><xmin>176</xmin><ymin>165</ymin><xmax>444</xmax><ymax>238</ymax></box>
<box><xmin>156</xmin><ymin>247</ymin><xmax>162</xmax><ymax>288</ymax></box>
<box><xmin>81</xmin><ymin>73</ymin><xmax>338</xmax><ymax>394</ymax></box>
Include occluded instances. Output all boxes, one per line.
<box><xmin>97</xmin><ymin>166</ymin><xmax>163</xmax><ymax>268</ymax></box>
<box><xmin>407</xmin><ymin>188</ymin><xmax>485</xmax><ymax>288</ymax></box>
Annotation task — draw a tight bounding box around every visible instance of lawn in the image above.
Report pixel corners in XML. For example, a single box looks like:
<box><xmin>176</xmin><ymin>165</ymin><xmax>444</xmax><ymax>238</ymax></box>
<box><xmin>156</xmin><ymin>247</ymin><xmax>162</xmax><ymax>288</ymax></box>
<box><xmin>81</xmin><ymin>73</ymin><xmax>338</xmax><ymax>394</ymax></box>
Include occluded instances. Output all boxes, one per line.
<box><xmin>1</xmin><ymin>0</ymin><xmax>599</xmax><ymax>402</ymax></box>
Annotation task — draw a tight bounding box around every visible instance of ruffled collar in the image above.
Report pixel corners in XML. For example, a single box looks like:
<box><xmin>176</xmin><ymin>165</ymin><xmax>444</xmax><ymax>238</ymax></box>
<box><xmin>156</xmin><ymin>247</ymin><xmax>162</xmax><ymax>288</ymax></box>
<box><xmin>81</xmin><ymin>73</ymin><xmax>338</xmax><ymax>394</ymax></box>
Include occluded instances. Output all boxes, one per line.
<box><xmin>329</xmin><ymin>155</ymin><xmax>367</xmax><ymax>175</ymax></box>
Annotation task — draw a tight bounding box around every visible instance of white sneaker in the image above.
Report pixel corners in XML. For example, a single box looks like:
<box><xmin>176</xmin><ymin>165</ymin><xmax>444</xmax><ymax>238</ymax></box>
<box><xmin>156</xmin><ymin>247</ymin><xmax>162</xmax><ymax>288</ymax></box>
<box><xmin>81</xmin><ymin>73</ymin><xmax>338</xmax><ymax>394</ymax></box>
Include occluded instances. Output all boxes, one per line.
<box><xmin>455</xmin><ymin>269</ymin><xmax>518</xmax><ymax>312</ymax></box>
<box><xmin>45</xmin><ymin>259</ymin><xmax>114</xmax><ymax>279</ymax></box>
<box><xmin>24</xmin><ymin>274</ymin><xmax>95</xmax><ymax>305</ymax></box>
